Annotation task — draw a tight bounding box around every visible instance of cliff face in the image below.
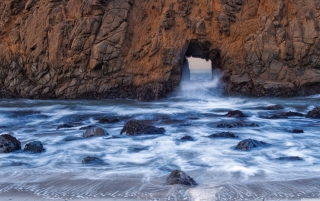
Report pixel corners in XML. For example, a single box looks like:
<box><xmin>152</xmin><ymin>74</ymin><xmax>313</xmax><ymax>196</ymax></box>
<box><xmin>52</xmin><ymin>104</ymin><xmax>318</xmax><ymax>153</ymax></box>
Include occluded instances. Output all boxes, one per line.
<box><xmin>1</xmin><ymin>0</ymin><xmax>320</xmax><ymax>100</ymax></box>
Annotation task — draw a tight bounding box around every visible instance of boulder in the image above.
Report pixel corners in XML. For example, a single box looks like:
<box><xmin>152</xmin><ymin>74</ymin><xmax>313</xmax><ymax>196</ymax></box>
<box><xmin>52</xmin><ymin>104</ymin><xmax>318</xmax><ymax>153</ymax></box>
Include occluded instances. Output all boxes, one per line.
<box><xmin>235</xmin><ymin>139</ymin><xmax>268</xmax><ymax>151</ymax></box>
<box><xmin>306</xmin><ymin>107</ymin><xmax>320</xmax><ymax>118</ymax></box>
<box><xmin>209</xmin><ymin>132</ymin><xmax>238</xmax><ymax>138</ymax></box>
<box><xmin>0</xmin><ymin>134</ymin><xmax>21</xmax><ymax>153</ymax></box>
<box><xmin>23</xmin><ymin>141</ymin><xmax>45</xmax><ymax>153</ymax></box>
<box><xmin>120</xmin><ymin>119</ymin><xmax>165</xmax><ymax>135</ymax></box>
<box><xmin>165</xmin><ymin>170</ymin><xmax>197</xmax><ymax>186</ymax></box>
<box><xmin>83</xmin><ymin>127</ymin><xmax>109</xmax><ymax>138</ymax></box>
<box><xmin>225</xmin><ymin>110</ymin><xmax>246</xmax><ymax>118</ymax></box>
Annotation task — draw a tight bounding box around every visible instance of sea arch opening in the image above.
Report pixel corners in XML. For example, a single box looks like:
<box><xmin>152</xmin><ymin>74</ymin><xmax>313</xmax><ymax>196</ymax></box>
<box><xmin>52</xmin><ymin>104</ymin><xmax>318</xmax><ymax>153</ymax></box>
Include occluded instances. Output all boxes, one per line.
<box><xmin>181</xmin><ymin>40</ymin><xmax>221</xmax><ymax>81</ymax></box>
<box><xmin>178</xmin><ymin>39</ymin><xmax>223</xmax><ymax>97</ymax></box>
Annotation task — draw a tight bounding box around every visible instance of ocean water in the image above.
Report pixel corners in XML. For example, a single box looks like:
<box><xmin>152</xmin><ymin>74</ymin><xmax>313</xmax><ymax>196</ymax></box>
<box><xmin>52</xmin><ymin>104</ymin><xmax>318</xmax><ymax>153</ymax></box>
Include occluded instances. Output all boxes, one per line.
<box><xmin>0</xmin><ymin>72</ymin><xmax>320</xmax><ymax>200</ymax></box>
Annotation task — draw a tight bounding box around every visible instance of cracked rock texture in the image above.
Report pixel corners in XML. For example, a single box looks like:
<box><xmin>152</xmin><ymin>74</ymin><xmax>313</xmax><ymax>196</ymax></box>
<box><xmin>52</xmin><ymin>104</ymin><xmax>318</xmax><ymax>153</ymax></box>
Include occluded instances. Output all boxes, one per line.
<box><xmin>1</xmin><ymin>0</ymin><xmax>320</xmax><ymax>100</ymax></box>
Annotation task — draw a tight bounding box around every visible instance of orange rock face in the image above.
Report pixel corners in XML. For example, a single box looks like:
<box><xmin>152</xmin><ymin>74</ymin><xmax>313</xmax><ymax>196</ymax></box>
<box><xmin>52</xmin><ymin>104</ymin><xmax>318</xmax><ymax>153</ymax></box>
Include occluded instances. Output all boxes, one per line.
<box><xmin>1</xmin><ymin>0</ymin><xmax>320</xmax><ymax>100</ymax></box>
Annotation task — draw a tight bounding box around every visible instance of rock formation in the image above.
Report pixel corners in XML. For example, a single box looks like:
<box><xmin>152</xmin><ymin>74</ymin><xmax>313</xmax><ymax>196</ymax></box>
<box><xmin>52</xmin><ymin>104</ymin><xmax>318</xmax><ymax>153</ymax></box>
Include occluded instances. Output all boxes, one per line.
<box><xmin>1</xmin><ymin>0</ymin><xmax>320</xmax><ymax>100</ymax></box>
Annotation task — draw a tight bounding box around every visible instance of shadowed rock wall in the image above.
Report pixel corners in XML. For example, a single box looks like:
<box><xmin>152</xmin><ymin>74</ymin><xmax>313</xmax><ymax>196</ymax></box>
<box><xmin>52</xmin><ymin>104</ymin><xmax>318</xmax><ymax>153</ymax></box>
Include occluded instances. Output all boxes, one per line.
<box><xmin>1</xmin><ymin>0</ymin><xmax>320</xmax><ymax>100</ymax></box>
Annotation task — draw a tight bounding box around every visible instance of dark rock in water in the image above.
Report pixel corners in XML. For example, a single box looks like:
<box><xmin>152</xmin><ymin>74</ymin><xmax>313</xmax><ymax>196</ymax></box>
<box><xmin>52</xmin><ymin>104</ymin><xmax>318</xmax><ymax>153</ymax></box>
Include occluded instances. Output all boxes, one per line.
<box><xmin>180</xmin><ymin>135</ymin><xmax>194</xmax><ymax>141</ymax></box>
<box><xmin>98</xmin><ymin>118</ymin><xmax>120</xmax><ymax>124</ymax></box>
<box><xmin>292</xmin><ymin>129</ymin><xmax>304</xmax><ymax>133</ymax></box>
<box><xmin>64</xmin><ymin>136</ymin><xmax>83</xmax><ymax>141</ymax></box>
<box><xmin>128</xmin><ymin>145</ymin><xmax>149</xmax><ymax>152</ymax></box>
<box><xmin>165</xmin><ymin>170</ymin><xmax>197</xmax><ymax>186</ymax></box>
<box><xmin>265</xmin><ymin>105</ymin><xmax>284</xmax><ymax>110</ymax></box>
<box><xmin>83</xmin><ymin>127</ymin><xmax>109</xmax><ymax>138</ymax></box>
<box><xmin>225</xmin><ymin>110</ymin><xmax>246</xmax><ymax>118</ymax></box>
<box><xmin>23</xmin><ymin>141</ymin><xmax>45</xmax><ymax>153</ymax></box>
<box><xmin>306</xmin><ymin>107</ymin><xmax>320</xmax><ymax>119</ymax></box>
<box><xmin>217</xmin><ymin>122</ymin><xmax>259</xmax><ymax>128</ymax></box>
<box><xmin>120</xmin><ymin>119</ymin><xmax>165</xmax><ymax>135</ymax></box>
<box><xmin>266</xmin><ymin>111</ymin><xmax>304</xmax><ymax>119</ymax></box>
<box><xmin>82</xmin><ymin>156</ymin><xmax>103</xmax><ymax>164</ymax></box>
<box><xmin>0</xmin><ymin>134</ymin><xmax>21</xmax><ymax>153</ymax></box>
<box><xmin>267</xmin><ymin>115</ymin><xmax>288</xmax><ymax>119</ymax></box>
<box><xmin>235</xmin><ymin>139</ymin><xmax>268</xmax><ymax>151</ymax></box>
<box><xmin>209</xmin><ymin>132</ymin><xmax>238</xmax><ymax>138</ymax></box>
<box><xmin>79</xmin><ymin>125</ymin><xmax>95</xmax><ymax>130</ymax></box>
<box><xmin>280</xmin><ymin>111</ymin><xmax>304</xmax><ymax>117</ymax></box>
<box><xmin>57</xmin><ymin>124</ymin><xmax>75</xmax><ymax>130</ymax></box>
<box><xmin>277</xmin><ymin>156</ymin><xmax>303</xmax><ymax>161</ymax></box>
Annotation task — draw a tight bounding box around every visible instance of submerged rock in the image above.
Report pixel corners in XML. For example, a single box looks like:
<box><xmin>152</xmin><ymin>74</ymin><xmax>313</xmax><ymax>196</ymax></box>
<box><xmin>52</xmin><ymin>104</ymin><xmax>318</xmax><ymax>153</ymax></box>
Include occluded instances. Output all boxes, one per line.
<box><xmin>120</xmin><ymin>119</ymin><xmax>165</xmax><ymax>135</ymax></box>
<box><xmin>209</xmin><ymin>132</ymin><xmax>238</xmax><ymax>138</ymax></box>
<box><xmin>225</xmin><ymin>110</ymin><xmax>246</xmax><ymax>118</ymax></box>
<box><xmin>280</xmin><ymin>111</ymin><xmax>304</xmax><ymax>117</ymax></box>
<box><xmin>57</xmin><ymin>124</ymin><xmax>75</xmax><ymax>130</ymax></box>
<box><xmin>82</xmin><ymin>156</ymin><xmax>103</xmax><ymax>164</ymax></box>
<box><xmin>165</xmin><ymin>170</ymin><xmax>197</xmax><ymax>186</ymax></box>
<box><xmin>267</xmin><ymin>111</ymin><xmax>304</xmax><ymax>119</ymax></box>
<box><xmin>292</xmin><ymin>129</ymin><xmax>304</xmax><ymax>133</ymax></box>
<box><xmin>0</xmin><ymin>134</ymin><xmax>21</xmax><ymax>153</ymax></box>
<box><xmin>306</xmin><ymin>107</ymin><xmax>320</xmax><ymax>118</ymax></box>
<box><xmin>83</xmin><ymin>127</ymin><xmax>109</xmax><ymax>138</ymax></box>
<box><xmin>235</xmin><ymin>139</ymin><xmax>268</xmax><ymax>151</ymax></box>
<box><xmin>277</xmin><ymin>156</ymin><xmax>303</xmax><ymax>161</ymax></box>
<box><xmin>79</xmin><ymin>125</ymin><xmax>95</xmax><ymax>130</ymax></box>
<box><xmin>265</xmin><ymin>105</ymin><xmax>284</xmax><ymax>110</ymax></box>
<box><xmin>98</xmin><ymin>118</ymin><xmax>120</xmax><ymax>124</ymax></box>
<box><xmin>23</xmin><ymin>141</ymin><xmax>45</xmax><ymax>153</ymax></box>
<box><xmin>217</xmin><ymin>122</ymin><xmax>259</xmax><ymax>128</ymax></box>
<box><xmin>180</xmin><ymin>135</ymin><xmax>194</xmax><ymax>141</ymax></box>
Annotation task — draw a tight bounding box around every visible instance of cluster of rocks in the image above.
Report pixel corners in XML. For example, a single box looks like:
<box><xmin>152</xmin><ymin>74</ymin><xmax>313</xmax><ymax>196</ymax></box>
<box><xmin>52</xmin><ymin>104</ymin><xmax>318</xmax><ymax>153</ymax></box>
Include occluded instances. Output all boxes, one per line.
<box><xmin>2</xmin><ymin>105</ymin><xmax>319</xmax><ymax>187</ymax></box>
<box><xmin>0</xmin><ymin>134</ymin><xmax>44</xmax><ymax>154</ymax></box>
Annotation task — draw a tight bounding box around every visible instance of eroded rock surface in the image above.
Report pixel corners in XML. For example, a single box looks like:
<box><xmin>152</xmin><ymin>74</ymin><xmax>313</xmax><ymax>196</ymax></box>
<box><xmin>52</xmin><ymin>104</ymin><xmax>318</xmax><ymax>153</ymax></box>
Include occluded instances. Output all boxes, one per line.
<box><xmin>165</xmin><ymin>170</ymin><xmax>197</xmax><ymax>186</ymax></box>
<box><xmin>306</xmin><ymin>107</ymin><xmax>320</xmax><ymax>118</ymax></box>
<box><xmin>23</xmin><ymin>141</ymin><xmax>45</xmax><ymax>153</ymax></box>
<box><xmin>120</xmin><ymin>119</ymin><xmax>165</xmax><ymax>135</ymax></box>
<box><xmin>0</xmin><ymin>134</ymin><xmax>21</xmax><ymax>153</ymax></box>
<box><xmin>83</xmin><ymin>127</ymin><xmax>108</xmax><ymax>138</ymax></box>
<box><xmin>1</xmin><ymin>1</ymin><xmax>320</xmax><ymax>100</ymax></box>
<box><xmin>235</xmin><ymin>138</ymin><xmax>269</xmax><ymax>151</ymax></box>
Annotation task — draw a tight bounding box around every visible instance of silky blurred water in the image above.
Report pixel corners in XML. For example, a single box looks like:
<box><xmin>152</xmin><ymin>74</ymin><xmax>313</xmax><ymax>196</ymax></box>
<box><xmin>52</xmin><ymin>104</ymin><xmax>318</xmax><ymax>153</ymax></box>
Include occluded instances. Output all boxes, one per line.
<box><xmin>0</xmin><ymin>72</ymin><xmax>320</xmax><ymax>200</ymax></box>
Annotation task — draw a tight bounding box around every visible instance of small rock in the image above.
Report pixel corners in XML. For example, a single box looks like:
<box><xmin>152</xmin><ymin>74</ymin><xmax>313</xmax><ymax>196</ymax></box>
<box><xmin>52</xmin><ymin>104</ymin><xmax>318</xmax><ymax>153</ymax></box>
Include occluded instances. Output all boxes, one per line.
<box><xmin>225</xmin><ymin>110</ymin><xmax>246</xmax><ymax>118</ymax></box>
<box><xmin>82</xmin><ymin>156</ymin><xmax>103</xmax><ymax>164</ymax></box>
<box><xmin>98</xmin><ymin>118</ymin><xmax>120</xmax><ymax>124</ymax></box>
<box><xmin>23</xmin><ymin>141</ymin><xmax>45</xmax><ymax>153</ymax></box>
<box><xmin>83</xmin><ymin>127</ymin><xmax>109</xmax><ymax>138</ymax></box>
<box><xmin>235</xmin><ymin>139</ymin><xmax>268</xmax><ymax>151</ymax></box>
<box><xmin>277</xmin><ymin>156</ymin><xmax>303</xmax><ymax>161</ymax></box>
<box><xmin>180</xmin><ymin>135</ymin><xmax>194</xmax><ymax>141</ymax></box>
<box><xmin>306</xmin><ymin>107</ymin><xmax>320</xmax><ymax>119</ymax></box>
<box><xmin>57</xmin><ymin>124</ymin><xmax>74</xmax><ymax>130</ymax></box>
<box><xmin>0</xmin><ymin>134</ymin><xmax>21</xmax><ymax>153</ymax></box>
<box><xmin>292</xmin><ymin>129</ymin><xmax>304</xmax><ymax>133</ymax></box>
<box><xmin>265</xmin><ymin>105</ymin><xmax>284</xmax><ymax>110</ymax></box>
<box><xmin>120</xmin><ymin>119</ymin><xmax>165</xmax><ymax>135</ymax></box>
<box><xmin>280</xmin><ymin>111</ymin><xmax>304</xmax><ymax>117</ymax></box>
<box><xmin>165</xmin><ymin>170</ymin><xmax>197</xmax><ymax>186</ymax></box>
<box><xmin>209</xmin><ymin>132</ymin><xmax>238</xmax><ymax>138</ymax></box>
